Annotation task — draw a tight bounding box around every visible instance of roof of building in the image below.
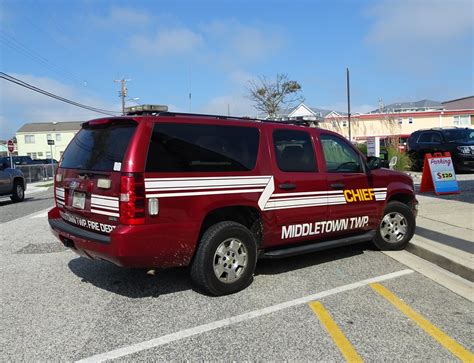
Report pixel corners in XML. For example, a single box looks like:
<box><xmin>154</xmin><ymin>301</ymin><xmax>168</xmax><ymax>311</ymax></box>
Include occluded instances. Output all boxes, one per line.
<box><xmin>17</xmin><ymin>121</ymin><xmax>83</xmax><ymax>133</ymax></box>
<box><xmin>369</xmin><ymin>99</ymin><xmax>443</xmax><ymax>113</ymax></box>
<box><xmin>442</xmin><ymin>95</ymin><xmax>474</xmax><ymax>104</ymax></box>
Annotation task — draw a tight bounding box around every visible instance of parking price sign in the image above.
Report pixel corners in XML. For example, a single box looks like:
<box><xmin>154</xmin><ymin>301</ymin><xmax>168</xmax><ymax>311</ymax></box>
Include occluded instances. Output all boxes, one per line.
<box><xmin>419</xmin><ymin>152</ymin><xmax>459</xmax><ymax>195</ymax></box>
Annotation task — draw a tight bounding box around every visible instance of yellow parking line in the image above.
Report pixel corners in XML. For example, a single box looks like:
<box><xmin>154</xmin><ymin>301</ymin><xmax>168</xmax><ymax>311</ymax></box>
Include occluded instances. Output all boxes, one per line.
<box><xmin>370</xmin><ymin>283</ymin><xmax>474</xmax><ymax>362</ymax></box>
<box><xmin>309</xmin><ymin>301</ymin><xmax>363</xmax><ymax>363</ymax></box>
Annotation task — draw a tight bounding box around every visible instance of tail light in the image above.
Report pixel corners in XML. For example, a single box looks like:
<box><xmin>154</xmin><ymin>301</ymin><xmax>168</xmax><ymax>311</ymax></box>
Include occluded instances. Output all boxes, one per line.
<box><xmin>120</xmin><ymin>173</ymin><xmax>145</xmax><ymax>225</ymax></box>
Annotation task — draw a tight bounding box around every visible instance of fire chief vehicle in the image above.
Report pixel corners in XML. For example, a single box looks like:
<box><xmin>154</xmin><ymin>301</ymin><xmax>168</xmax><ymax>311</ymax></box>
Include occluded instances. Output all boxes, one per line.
<box><xmin>48</xmin><ymin>105</ymin><xmax>418</xmax><ymax>295</ymax></box>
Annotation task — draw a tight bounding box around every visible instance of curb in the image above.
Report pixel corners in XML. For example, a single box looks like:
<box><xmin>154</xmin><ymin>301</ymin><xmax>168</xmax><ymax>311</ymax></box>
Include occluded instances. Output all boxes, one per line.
<box><xmin>406</xmin><ymin>240</ymin><xmax>474</xmax><ymax>282</ymax></box>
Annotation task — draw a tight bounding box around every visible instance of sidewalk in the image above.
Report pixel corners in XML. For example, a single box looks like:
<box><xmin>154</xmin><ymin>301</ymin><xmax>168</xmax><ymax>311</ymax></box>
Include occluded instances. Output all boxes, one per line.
<box><xmin>26</xmin><ymin>180</ymin><xmax>53</xmax><ymax>195</ymax></box>
<box><xmin>408</xmin><ymin>174</ymin><xmax>473</xmax><ymax>282</ymax></box>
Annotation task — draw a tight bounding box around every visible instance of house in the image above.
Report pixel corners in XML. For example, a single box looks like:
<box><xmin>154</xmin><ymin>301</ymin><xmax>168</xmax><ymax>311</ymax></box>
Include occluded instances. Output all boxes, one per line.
<box><xmin>16</xmin><ymin>121</ymin><xmax>83</xmax><ymax>160</ymax></box>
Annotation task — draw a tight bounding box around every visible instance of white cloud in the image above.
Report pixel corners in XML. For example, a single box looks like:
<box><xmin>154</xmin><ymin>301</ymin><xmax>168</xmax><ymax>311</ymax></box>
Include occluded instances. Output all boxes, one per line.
<box><xmin>366</xmin><ymin>0</ymin><xmax>472</xmax><ymax>44</ymax></box>
<box><xmin>129</xmin><ymin>28</ymin><xmax>204</xmax><ymax>56</ymax></box>
<box><xmin>365</xmin><ymin>0</ymin><xmax>472</xmax><ymax>73</ymax></box>
<box><xmin>0</xmin><ymin>74</ymin><xmax>119</xmax><ymax>138</ymax></box>
<box><xmin>127</xmin><ymin>19</ymin><xmax>285</xmax><ymax>67</ymax></box>
<box><xmin>199</xmin><ymin>94</ymin><xmax>256</xmax><ymax>117</ymax></box>
<box><xmin>202</xmin><ymin>20</ymin><xmax>285</xmax><ymax>64</ymax></box>
<box><xmin>92</xmin><ymin>7</ymin><xmax>151</xmax><ymax>28</ymax></box>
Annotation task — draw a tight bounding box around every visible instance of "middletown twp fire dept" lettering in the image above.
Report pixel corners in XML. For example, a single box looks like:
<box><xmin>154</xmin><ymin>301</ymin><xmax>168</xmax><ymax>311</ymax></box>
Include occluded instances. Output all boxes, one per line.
<box><xmin>281</xmin><ymin>216</ymin><xmax>369</xmax><ymax>239</ymax></box>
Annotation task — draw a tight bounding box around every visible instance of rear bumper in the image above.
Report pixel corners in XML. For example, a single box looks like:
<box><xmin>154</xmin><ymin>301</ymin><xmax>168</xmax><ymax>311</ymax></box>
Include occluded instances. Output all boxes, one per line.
<box><xmin>48</xmin><ymin>207</ymin><xmax>198</xmax><ymax>268</ymax></box>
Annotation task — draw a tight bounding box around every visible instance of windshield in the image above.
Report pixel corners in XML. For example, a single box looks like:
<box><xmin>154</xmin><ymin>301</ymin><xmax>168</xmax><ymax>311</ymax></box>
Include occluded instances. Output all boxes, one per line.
<box><xmin>60</xmin><ymin>120</ymin><xmax>137</xmax><ymax>171</ymax></box>
<box><xmin>443</xmin><ymin>129</ymin><xmax>474</xmax><ymax>142</ymax></box>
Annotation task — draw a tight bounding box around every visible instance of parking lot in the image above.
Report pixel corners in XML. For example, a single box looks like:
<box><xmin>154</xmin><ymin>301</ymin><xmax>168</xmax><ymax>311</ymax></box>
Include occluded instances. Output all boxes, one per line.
<box><xmin>1</xmin><ymin>185</ymin><xmax>473</xmax><ymax>362</ymax></box>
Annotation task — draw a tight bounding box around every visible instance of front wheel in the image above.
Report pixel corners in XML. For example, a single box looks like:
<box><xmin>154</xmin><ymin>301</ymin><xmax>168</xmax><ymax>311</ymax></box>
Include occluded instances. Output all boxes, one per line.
<box><xmin>191</xmin><ymin>221</ymin><xmax>257</xmax><ymax>296</ymax></box>
<box><xmin>373</xmin><ymin>201</ymin><xmax>415</xmax><ymax>250</ymax></box>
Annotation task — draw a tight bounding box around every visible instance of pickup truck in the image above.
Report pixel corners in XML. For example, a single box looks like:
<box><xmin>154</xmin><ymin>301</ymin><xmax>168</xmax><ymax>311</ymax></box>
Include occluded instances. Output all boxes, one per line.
<box><xmin>0</xmin><ymin>160</ymin><xmax>26</xmax><ymax>202</ymax></box>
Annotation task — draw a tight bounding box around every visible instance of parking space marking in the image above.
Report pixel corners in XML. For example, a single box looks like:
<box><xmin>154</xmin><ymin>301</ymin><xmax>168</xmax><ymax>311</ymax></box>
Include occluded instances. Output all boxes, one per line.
<box><xmin>370</xmin><ymin>283</ymin><xmax>474</xmax><ymax>362</ymax></box>
<box><xmin>76</xmin><ymin>269</ymin><xmax>413</xmax><ymax>362</ymax></box>
<box><xmin>309</xmin><ymin>301</ymin><xmax>363</xmax><ymax>363</ymax></box>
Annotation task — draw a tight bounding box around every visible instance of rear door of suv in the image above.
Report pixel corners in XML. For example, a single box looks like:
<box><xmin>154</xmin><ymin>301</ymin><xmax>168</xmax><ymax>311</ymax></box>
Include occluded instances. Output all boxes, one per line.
<box><xmin>267</xmin><ymin>127</ymin><xmax>329</xmax><ymax>247</ymax></box>
<box><xmin>54</xmin><ymin>118</ymin><xmax>141</xmax><ymax>235</ymax></box>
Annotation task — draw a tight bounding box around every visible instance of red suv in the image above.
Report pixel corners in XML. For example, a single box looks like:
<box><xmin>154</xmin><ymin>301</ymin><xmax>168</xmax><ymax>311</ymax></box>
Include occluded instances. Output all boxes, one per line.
<box><xmin>48</xmin><ymin>107</ymin><xmax>418</xmax><ymax>295</ymax></box>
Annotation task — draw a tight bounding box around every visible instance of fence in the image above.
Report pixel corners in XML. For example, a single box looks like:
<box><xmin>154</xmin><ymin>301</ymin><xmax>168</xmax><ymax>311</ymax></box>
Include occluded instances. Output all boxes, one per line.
<box><xmin>14</xmin><ymin>164</ymin><xmax>58</xmax><ymax>183</ymax></box>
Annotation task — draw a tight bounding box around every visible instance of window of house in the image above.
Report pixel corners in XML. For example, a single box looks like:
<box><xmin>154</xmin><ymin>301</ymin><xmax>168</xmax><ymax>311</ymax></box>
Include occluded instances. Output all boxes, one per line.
<box><xmin>453</xmin><ymin>115</ymin><xmax>470</xmax><ymax>126</ymax></box>
<box><xmin>46</xmin><ymin>152</ymin><xmax>52</xmax><ymax>158</ymax></box>
<box><xmin>408</xmin><ymin>118</ymin><xmax>413</xmax><ymax>124</ymax></box>
<box><xmin>38</xmin><ymin>152</ymin><xmax>43</xmax><ymax>157</ymax></box>
<box><xmin>27</xmin><ymin>152</ymin><xmax>38</xmax><ymax>159</ymax></box>
<box><xmin>398</xmin><ymin>118</ymin><xmax>403</xmax><ymax>125</ymax></box>
<box><xmin>55</xmin><ymin>133</ymin><xmax>62</xmax><ymax>142</ymax></box>
<box><xmin>320</xmin><ymin>134</ymin><xmax>362</xmax><ymax>173</ymax></box>
<box><xmin>25</xmin><ymin>135</ymin><xmax>35</xmax><ymax>144</ymax></box>
<box><xmin>342</xmin><ymin>120</ymin><xmax>348</xmax><ymax>127</ymax></box>
<box><xmin>273</xmin><ymin>130</ymin><xmax>316</xmax><ymax>172</ymax></box>
<box><xmin>47</xmin><ymin>133</ymin><xmax>52</xmax><ymax>140</ymax></box>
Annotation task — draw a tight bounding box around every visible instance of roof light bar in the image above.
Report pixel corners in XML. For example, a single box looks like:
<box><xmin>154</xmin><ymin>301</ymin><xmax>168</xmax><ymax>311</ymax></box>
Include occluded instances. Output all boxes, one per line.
<box><xmin>125</xmin><ymin>104</ymin><xmax>168</xmax><ymax>115</ymax></box>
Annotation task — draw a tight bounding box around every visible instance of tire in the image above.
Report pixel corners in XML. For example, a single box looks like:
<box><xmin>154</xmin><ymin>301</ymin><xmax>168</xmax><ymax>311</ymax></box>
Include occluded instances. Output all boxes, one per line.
<box><xmin>191</xmin><ymin>221</ymin><xmax>257</xmax><ymax>296</ymax></box>
<box><xmin>10</xmin><ymin>181</ymin><xmax>25</xmax><ymax>202</ymax></box>
<box><xmin>373</xmin><ymin>201</ymin><xmax>415</xmax><ymax>251</ymax></box>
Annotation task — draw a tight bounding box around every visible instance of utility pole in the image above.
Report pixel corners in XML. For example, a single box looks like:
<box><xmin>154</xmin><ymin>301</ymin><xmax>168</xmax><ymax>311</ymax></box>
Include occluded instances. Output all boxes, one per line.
<box><xmin>346</xmin><ymin>67</ymin><xmax>351</xmax><ymax>142</ymax></box>
<box><xmin>114</xmin><ymin>78</ymin><xmax>131</xmax><ymax>115</ymax></box>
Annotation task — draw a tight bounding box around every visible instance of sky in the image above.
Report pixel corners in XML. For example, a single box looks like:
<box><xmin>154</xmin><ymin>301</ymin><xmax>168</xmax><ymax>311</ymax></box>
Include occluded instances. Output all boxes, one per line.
<box><xmin>0</xmin><ymin>0</ymin><xmax>473</xmax><ymax>139</ymax></box>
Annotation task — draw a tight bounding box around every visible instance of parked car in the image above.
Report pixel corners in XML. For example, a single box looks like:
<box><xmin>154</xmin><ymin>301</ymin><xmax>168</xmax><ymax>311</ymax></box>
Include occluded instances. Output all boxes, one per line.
<box><xmin>407</xmin><ymin>127</ymin><xmax>474</xmax><ymax>172</ymax></box>
<box><xmin>0</xmin><ymin>156</ymin><xmax>47</xmax><ymax>181</ymax></box>
<box><xmin>0</xmin><ymin>160</ymin><xmax>26</xmax><ymax>202</ymax></box>
<box><xmin>48</xmin><ymin>107</ymin><xmax>418</xmax><ymax>295</ymax></box>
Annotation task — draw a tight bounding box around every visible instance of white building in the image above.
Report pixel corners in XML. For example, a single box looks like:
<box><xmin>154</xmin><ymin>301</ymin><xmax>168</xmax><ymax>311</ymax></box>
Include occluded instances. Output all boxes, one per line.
<box><xmin>16</xmin><ymin>121</ymin><xmax>82</xmax><ymax>160</ymax></box>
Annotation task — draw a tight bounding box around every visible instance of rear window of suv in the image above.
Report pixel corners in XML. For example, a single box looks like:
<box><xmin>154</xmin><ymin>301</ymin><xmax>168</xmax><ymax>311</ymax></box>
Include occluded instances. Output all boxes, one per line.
<box><xmin>61</xmin><ymin>120</ymin><xmax>137</xmax><ymax>171</ymax></box>
<box><xmin>146</xmin><ymin>123</ymin><xmax>259</xmax><ymax>172</ymax></box>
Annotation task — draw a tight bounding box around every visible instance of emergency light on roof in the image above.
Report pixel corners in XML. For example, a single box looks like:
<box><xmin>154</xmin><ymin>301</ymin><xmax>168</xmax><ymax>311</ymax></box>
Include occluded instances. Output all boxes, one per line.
<box><xmin>125</xmin><ymin>104</ymin><xmax>168</xmax><ymax>115</ymax></box>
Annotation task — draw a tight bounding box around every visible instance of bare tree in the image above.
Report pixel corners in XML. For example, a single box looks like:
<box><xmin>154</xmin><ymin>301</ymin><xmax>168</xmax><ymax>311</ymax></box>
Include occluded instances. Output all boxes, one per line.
<box><xmin>247</xmin><ymin>73</ymin><xmax>304</xmax><ymax>118</ymax></box>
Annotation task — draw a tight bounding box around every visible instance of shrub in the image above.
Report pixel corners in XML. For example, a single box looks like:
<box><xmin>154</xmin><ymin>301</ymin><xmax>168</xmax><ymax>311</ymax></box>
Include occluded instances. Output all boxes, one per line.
<box><xmin>387</xmin><ymin>145</ymin><xmax>412</xmax><ymax>171</ymax></box>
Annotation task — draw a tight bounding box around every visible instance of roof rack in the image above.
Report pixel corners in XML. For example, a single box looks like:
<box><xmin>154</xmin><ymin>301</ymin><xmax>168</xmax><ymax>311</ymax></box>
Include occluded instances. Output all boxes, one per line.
<box><xmin>125</xmin><ymin>105</ymin><xmax>314</xmax><ymax>127</ymax></box>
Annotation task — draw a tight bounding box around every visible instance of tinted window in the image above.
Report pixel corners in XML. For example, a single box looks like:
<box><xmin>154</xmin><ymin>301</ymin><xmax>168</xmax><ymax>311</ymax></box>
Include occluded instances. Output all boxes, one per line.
<box><xmin>321</xmin><ymin>134</ymin><xmax>362</xmax><ymax>172</ymax></box>
<box><xmin>272</xmin><ymin>130</ymin><xmax>316</xmax><ymax>172</ymax></box>
<box><xmin>431</xmin><ymin>133</ymin><xmax>442</xmax><ymax>143</ymax></box>
<box><xmin>61</xmin><ymin>120</ymin><xmax>137</xmax><ymax>171</ymax></box>
<box><xmin>443</xmin><ymin>129</ymin><xmax>474</xmax><ymax>142</ymax></box>
<box><xmin>417</xmin><ymin>132</ymin><xmax>441</xmax><ymax>143</ymax></box>
<box><xmin>146</xmin><ymin>123</ymin><xmax>259</xmax><ymax>172</ymax></box>
<box><xmin>417</xmin><ymin>133</ymin><xmax>431</xmax><ymax>142</ymax></box>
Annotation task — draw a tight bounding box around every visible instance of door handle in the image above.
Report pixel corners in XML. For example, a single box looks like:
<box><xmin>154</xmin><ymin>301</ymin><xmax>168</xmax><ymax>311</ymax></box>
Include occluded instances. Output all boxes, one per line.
<box><xmin>330</xmin><ymin>183</ymin><xmax>345</xmax><ymax>189</ymax></box>
<box><xmin>279</xmin><ymin>183</ymin><xmax>296</xmax><ymax>190</ymax></box>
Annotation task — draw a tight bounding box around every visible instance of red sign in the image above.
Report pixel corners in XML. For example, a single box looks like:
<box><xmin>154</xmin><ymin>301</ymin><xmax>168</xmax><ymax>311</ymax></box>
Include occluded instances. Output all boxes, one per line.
<box><xmin>7</xmin><ymin>139</ymin><xmax>14</xmax><ymax>153</ymax></box>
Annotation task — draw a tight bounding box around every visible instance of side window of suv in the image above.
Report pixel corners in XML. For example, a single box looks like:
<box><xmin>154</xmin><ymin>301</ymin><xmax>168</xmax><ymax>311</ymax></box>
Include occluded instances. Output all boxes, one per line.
<box><xmin>146</xmin><ymin>123</ymin><xmax>260</xmax><ymax>172</ymax></box>
<box><xmin>272</xmin><ymin>129</ymin><xmax>316</xmax><ymax>172</ymax></box>
<box><xmin>418</xmin><ymin>132</ymin><xmax>441</xmax><ymax>143</ymax></box>
<box><xmin>320</xmin><ymin>134</ymin><xmax>362</xmax><ymax>173</ymax></box>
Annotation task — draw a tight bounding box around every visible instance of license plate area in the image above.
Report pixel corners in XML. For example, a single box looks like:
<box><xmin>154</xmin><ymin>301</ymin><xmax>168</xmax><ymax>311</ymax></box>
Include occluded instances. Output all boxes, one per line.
<box><xmin>72</xmin><ymin>192</ymin><xmax>86</xmax><ymax>209</ymax></box>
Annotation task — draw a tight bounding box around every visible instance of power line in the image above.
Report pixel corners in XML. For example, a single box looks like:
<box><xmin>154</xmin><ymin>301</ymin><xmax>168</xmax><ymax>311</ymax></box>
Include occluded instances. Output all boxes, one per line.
<box><xmin>0</xmin><ymin>72</ymin><xmax>120</xmax><ymax>116</ymax></box>
<box><xmin>0</xmin><ymin>31</ymin><xmax>88</xmax><ymax>88</ymax></box>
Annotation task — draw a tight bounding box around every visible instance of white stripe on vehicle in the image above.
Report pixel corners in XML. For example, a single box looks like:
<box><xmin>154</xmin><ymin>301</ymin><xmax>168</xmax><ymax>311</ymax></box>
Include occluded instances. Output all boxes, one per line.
<box><xmin>145</xmin><ymin>176</ymin><xmax>271</xmax><ymax>190</ymax></box>
<box><xmin>147</xmin><ymin>188</ymin><xmax>265</xmax><ymax>198</ymax></box>
<box><xmin>91</xmin><ymin>204</ymin><xmax>119</xmax><ymax>212</ymax></box>
<box><xmin>91</xmin><ymin>196</ymin><xmax>119</xmax><ymax>209</ymax></box>
<box><xmin>91</xmin><ymin>194</ymin><xmax>119</xmax><ymax>201</ymax></box>
<box><xmin>144</xmin><ymin>177</ymin><xmax>388</xmax><ymax>210</ymax></box>
<box><xmin>90</xmin><ymin>209</ymin><xmax>119</xmax><ymax>217</ymax></box>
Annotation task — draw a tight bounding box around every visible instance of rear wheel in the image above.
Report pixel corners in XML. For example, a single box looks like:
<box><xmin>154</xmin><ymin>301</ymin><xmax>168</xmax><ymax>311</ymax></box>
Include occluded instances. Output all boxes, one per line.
<box><xmin>373</xmin><ymin>201</ymin><xmax>415</xmax><ymax>250</ymax></box>
<box><xmin>191</xmin><ymin>221</ymin><xmax>257</xmax><ymax>296</ymax></box>
<box><xmin>10</xmin><ymin>181</ymin><xmax>25</xmax><ymax>202</ymax></box>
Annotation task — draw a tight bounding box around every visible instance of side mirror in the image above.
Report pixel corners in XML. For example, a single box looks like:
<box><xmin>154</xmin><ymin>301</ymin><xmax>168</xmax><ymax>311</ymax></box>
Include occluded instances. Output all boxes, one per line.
<box><xmin>367</xmin><ymin>156</ymin><xmax>381</xmax><ymax>170</ymax></box>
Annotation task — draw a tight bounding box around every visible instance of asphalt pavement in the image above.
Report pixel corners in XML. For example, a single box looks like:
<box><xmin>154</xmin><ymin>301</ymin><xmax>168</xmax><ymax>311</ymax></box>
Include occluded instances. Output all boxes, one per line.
<box><xmin>0</xmin><ymin>190</ymin><xmax>473</xmax><ymax>361</ymax></box>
